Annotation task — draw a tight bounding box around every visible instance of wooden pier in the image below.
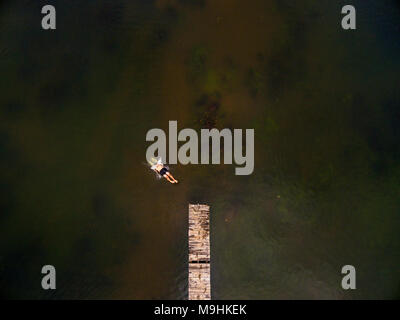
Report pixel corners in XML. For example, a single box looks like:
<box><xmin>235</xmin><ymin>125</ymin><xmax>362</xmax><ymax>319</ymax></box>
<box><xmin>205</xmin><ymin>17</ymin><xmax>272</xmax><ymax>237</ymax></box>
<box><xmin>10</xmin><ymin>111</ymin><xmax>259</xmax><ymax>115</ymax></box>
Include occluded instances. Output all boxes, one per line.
<box><xmin>188</xmin><ymin>204</ymin><xmax>211</xmax><ymax>300</ymax></box>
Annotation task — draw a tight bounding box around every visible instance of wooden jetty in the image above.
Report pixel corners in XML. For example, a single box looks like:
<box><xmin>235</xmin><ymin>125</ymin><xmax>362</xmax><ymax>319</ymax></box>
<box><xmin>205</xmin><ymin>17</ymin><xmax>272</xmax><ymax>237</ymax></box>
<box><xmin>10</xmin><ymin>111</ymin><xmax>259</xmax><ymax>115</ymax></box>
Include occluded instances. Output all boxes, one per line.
<box><xmin>188</xmin><ymin>204</ymin><xmax>211</xmax><ymax>300</ymax></box>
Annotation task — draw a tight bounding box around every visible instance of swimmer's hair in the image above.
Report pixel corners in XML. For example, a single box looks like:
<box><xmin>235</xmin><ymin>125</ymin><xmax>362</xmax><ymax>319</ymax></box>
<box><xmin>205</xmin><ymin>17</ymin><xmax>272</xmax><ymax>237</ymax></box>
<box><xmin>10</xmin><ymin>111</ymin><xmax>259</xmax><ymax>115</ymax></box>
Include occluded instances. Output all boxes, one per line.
<box><xmin>147</xmin><ymin>157</ymin><xmax>158</xmax><ymax>166</ymax></box>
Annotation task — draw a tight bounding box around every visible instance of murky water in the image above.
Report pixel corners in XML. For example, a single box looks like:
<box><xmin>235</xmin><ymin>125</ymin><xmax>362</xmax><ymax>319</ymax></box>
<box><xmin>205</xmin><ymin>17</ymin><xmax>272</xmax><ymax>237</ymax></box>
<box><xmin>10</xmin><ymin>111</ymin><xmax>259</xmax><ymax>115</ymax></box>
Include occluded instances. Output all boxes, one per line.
<box><xmin>0</xmin><ymin>0</ymin><xmax>399</xmax><ymax>299</ymax></box>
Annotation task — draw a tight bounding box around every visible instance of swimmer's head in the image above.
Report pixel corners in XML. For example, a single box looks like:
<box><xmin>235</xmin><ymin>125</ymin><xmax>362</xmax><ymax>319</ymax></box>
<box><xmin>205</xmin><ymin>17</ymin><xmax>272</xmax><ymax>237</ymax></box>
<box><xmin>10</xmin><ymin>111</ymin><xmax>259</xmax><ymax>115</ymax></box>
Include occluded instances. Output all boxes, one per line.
<box><xmin>147</xmin><ymin>157</ymin><xmax>163</xmax><ymax>166</ymax></box>
<box><xmin>147</xmin><ymin>157</ymin><xmax>159</xmax><ymax>166</ymax></box>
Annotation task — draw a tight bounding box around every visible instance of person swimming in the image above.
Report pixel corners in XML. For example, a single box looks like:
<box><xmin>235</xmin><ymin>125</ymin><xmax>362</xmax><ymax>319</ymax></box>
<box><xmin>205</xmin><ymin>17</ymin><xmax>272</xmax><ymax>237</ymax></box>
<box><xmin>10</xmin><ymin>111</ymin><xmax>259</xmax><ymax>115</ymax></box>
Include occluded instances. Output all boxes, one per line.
<box><xmin>149</xmin><ymin>157</ymin><xmax>178</xmax><ymax>184</ymax></box>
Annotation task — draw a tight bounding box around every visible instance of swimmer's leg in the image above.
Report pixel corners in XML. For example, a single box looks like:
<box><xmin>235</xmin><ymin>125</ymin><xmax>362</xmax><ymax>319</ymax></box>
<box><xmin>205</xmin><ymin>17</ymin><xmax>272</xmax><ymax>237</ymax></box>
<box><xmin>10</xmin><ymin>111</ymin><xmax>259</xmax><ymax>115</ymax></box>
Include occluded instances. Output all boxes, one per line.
<box><xmin>163</xmin><ymin>174</ymin><xmax>175</xmax><ymax>184</ymax></box>
<box><xmin>167</xmin><ymin>172</ymin><xmax>178</xmax><ymax>183</ymax></box>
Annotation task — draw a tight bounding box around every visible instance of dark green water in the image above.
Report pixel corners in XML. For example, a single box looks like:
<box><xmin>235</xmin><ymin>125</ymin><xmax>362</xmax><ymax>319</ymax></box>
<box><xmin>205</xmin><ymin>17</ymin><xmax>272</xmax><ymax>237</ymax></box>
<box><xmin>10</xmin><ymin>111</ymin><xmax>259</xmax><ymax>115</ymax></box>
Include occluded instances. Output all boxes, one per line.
<box><xmin>0</xmin><ymin>0</ymin><xmax>399</xmax><ymax>299</ymax></box>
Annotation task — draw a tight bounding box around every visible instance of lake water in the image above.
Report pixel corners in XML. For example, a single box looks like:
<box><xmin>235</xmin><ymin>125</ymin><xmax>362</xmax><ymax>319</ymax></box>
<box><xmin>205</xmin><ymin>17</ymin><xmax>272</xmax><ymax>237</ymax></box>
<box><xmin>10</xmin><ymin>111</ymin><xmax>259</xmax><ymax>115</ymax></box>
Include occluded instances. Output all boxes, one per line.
<box><xmin>0</xmin><ymin>0</ymin><xmax>399</xmax><ymax>299</ymax></box>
